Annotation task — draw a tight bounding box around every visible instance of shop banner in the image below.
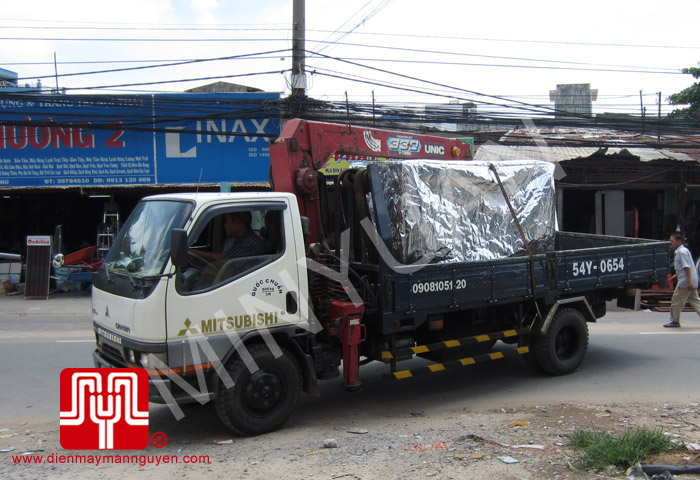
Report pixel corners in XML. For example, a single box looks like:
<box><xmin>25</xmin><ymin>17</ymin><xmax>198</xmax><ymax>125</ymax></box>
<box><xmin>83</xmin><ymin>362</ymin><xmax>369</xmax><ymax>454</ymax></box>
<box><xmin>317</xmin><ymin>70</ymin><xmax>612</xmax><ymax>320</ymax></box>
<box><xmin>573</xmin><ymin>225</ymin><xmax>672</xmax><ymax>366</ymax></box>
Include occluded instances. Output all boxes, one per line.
<box><xmin>0</xmin><ymin>92</ymin><xmax>281</xmax><ymax>187</ymax></box>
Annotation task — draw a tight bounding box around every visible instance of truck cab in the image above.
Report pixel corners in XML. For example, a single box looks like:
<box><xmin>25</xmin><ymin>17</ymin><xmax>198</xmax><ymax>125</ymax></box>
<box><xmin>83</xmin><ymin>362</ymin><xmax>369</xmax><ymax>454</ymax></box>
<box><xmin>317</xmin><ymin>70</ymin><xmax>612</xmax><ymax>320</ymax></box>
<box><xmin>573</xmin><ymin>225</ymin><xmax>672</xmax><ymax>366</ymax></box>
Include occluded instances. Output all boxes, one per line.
<box><xmin>92</xmin><ymin>192</ymin><xmax>313</xmax><ymax>432</ymax></box>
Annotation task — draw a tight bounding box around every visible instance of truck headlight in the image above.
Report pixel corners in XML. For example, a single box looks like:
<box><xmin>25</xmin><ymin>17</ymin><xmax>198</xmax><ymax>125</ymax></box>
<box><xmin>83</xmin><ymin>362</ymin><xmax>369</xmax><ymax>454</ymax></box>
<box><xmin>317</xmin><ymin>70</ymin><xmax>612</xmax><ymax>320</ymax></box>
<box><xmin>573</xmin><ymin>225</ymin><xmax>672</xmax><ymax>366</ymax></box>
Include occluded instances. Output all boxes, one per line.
<box><xmin>139</xmin><ymin>352</ymin><xmax>168</xmax><ymax>370</ymax></box>
<box><xmin>126</xmin><ymin>348</ymin><xmax>137</xmax><ymax>364</ymax></box>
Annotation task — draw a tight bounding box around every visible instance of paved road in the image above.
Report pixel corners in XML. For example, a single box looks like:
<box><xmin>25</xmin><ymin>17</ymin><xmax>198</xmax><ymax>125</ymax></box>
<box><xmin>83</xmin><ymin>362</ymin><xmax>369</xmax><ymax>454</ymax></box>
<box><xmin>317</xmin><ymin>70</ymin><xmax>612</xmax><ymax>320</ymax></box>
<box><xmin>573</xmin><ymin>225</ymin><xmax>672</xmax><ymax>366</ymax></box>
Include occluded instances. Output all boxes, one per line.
<box><xmin>0</xmin><ymin>293</ymin><xmax>94</xmax><ymax>422</ymax></box>
<box><xmin>1</xmin><ymin>293</ymin><xmax>699</xmax><ymax>438</ymax></box>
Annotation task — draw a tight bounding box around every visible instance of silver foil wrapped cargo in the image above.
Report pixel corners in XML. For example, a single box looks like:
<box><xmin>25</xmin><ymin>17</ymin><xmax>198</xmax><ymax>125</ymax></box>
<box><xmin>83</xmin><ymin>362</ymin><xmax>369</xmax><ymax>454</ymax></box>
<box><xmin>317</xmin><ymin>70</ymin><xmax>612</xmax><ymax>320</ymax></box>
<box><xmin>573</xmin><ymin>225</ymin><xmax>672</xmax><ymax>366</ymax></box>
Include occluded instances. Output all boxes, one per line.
<box><xmin>371</xmin><ymin>160</ymin><xmax>557</xmax><ymax>263</ymax></box>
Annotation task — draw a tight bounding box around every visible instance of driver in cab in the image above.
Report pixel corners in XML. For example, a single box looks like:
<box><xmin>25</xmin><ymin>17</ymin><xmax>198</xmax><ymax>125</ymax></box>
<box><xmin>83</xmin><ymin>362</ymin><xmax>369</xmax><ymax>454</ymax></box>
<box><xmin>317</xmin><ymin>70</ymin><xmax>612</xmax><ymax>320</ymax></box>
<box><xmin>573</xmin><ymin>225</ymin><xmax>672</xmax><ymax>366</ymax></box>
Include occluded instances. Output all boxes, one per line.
<box><xmin>193</xmin><ymin>211</ymin><xmax>265</xmax><ymax>261</ymax></box>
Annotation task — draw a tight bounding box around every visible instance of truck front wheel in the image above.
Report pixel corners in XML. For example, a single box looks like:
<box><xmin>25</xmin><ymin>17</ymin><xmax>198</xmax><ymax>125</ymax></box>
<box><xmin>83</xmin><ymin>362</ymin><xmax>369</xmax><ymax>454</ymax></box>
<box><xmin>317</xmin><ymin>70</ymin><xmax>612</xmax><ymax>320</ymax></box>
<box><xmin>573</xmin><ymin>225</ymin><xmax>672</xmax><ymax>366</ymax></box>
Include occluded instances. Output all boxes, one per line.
<box><xmin>532</xmin><ymin>308</ymin><xmax>589</xmax><ymax>375</ymax></box>
<box><xmin>215</xmin><ymin>343</ymin><xmax>302</xmax><ymax>436</ymax></box>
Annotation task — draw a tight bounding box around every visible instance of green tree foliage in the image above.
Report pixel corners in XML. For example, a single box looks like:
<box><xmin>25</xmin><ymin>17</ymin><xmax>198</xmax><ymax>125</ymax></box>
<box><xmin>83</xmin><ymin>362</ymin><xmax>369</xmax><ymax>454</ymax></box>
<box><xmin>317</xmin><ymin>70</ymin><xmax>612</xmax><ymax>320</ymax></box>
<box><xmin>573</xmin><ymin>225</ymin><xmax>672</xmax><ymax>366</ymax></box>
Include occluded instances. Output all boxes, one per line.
<box><xmin>669</xmin><ymin>65</ymin><xmax>700</xmax><ymax>120</ymax></box>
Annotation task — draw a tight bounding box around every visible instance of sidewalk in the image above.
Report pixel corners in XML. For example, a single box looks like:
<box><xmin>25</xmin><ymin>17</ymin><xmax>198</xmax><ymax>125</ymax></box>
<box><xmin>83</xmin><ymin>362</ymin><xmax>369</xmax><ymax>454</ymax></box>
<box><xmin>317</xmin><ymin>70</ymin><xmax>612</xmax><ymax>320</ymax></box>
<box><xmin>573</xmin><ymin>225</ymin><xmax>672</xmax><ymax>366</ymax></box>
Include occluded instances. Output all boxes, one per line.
<box><xmin>0</xmin><ymin>290</ymin><xmax>92</xmax><ymax>316</ymax></box>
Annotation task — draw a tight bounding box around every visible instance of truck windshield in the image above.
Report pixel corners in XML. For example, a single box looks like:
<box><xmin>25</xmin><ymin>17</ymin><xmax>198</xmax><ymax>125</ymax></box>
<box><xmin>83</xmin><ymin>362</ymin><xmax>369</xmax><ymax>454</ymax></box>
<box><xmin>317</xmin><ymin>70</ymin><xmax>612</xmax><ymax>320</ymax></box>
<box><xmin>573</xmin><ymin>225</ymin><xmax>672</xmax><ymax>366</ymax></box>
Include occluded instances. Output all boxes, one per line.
<box><xmin>104</xmin><ymin>200</ymin><xmax>193</xmax><ymax>277</ymax></box>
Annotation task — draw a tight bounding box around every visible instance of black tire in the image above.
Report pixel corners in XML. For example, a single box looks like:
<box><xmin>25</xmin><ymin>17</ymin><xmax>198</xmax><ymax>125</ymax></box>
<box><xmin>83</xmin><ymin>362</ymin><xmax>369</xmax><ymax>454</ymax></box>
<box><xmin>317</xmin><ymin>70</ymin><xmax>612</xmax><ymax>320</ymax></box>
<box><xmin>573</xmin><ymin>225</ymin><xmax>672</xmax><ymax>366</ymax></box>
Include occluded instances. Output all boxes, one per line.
<box><xmin>215</xmin><ymin>343</ymin><xmax>301</xmax><ymax>436</ymax></box>
<box><xmin>532</xmin><ymin>308</ymin><xmax>589</xmax><ymax>376</ymax></box>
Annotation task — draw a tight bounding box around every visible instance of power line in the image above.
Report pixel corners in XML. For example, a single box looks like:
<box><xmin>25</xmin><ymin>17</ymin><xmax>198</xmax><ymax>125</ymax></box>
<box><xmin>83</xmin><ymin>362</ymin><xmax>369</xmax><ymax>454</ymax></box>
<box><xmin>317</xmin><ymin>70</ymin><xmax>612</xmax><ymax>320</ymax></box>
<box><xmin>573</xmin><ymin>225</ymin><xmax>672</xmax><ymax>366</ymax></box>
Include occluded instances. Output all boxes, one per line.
<box><xmin>306</xmin><ymin>55</ymin><xmax>682</xmax><ymax>75</ymax></box>
<box><xmin>0</xmin><ymin>36</ymin><xmax>290</xmax><ymax>42</ymax></box>
<box><xmin>0</xmin><ymin>89</ymin><xmax>697</xmax><ymax>143</ymax></box>
<box><xmin>2</xmin><ymin>18</ymin><xmax>698</xmax><ymax>50</ymax></box>
<box><xmin>311</xmin><ymin>69</ymin><xmax>554</xmax><ymax>118</ymax></box>
<box><xmin>0</xmin><ymin>35</ymin><xmax>691</xmax><ymax>120</ymax></box>
<box><xmin>303</xmin><ymin>50</ymin><xmax>700</xmax><ymax>121</ymax></box>
<box><xmin>306</xmin><ymin>41</ymin><xmax>682</xmax><ymax>73</ymax></box>
<box><xmin>0</xmin><ymin>24</ymin><xmax>291</xmax><ymax>32</ymax></box>
<box><xmin>307</xmin><ymin>68</ymin><xmax>700</xmax><ymax>133</ymax></box>
<box><xmin>4</xmin><ymin>56</ymin><xmax>289</xmax><ymax>66</ymax></box>
<box><xmin>2</xmin><ymin>57</ymin><xmax>682</xmax><ymax>122</ymax></box>
<box><xmin>307</xmin><ymin>51</ymin><xmax>565</xmax><ymax>117</ymax></box>
<box><xmin>9</xmin><ymin>49</ymin><xmax>681</xmax><ymax>78</ymax></box>
<box><xmin>0</xmin><ymin>17</ymin><xmax>288</xmax><ymax>27</ymax></box>
<box><xmin>309</xmin><ymin>29</ymin><xmax>700</xmax><ymax>50</ymax></box>
<box><xmin>15</xmin><ymin>50</ymin><xmax>291</xmax><ymax>82</ymax></box>
<box><xmin>4</xmin><ymin>35</ymin><xmax>686</xmax><ymax>87</ymax></box>
<box><xmin>58</xmin><ymin>70</ymin><xmax>289</xmax><ymax>92</ymax></box>
<box><xmin>311</xmin><ymin>0</ymin><xmax>393</xmax><ymax>58</ymax></box>
<box><xmin>3</xmin><ymin>34</ymin><xmax>690</xmax><ymax>73</ymax></box>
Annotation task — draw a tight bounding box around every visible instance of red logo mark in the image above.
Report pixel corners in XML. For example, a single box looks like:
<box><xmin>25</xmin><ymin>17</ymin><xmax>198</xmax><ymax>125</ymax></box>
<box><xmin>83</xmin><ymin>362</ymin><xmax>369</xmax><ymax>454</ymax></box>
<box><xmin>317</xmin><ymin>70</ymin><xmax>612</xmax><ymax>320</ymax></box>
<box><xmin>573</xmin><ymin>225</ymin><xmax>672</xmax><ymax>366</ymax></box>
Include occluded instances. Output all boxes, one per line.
<box><xmin>59</xmin><ymin>368</ymin><xmax>149</xmax><ymax>450</ymax></box>
<box><xmin>151</xmin><ymin>432</ymin><xmax>168</xmax><ymax>448</ymax></box>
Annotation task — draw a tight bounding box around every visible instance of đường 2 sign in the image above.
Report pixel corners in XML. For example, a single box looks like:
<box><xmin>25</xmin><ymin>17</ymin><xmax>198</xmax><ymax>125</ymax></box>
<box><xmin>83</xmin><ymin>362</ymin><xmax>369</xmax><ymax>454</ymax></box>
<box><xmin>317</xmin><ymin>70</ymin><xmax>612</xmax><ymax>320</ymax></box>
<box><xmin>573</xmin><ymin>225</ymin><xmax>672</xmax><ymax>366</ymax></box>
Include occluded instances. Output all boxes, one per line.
<box><xmin>0</xmin><ymin>93</ymin><xmax>281</xmax><ymax>187</ymax></box>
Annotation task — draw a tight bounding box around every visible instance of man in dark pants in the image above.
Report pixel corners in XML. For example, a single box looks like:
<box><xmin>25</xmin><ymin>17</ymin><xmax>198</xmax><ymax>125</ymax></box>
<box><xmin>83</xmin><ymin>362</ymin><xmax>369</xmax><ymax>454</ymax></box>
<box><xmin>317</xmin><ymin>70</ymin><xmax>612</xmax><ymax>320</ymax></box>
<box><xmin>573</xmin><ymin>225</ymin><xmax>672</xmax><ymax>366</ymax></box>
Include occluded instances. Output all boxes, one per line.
<box><xmin>665</xmin><ymin>232</ymin><xmax>700</xmax><ymax>328</ymax></box>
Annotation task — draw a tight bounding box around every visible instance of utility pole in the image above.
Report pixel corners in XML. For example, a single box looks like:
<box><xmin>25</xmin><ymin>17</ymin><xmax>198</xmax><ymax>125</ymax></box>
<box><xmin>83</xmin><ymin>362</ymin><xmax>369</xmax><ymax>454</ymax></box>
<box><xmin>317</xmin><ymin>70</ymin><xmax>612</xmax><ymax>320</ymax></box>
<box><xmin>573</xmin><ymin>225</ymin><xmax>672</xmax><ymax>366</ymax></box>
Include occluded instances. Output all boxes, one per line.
<box><xmin>657</xmin><ymin>91</ymin><xmax>662</xmax><ymax>142</ymax></box>
<box><xmin>372</xmin><ymin>91</ymin><xmax>376</xmax><ymax>127</ymax></box>
<box><xmin>291</xmin><ymin>0</ymin><xmax>306</xmax><ymax>100</ymax></box>
<box><xmin>54</xmin><ymin>52</ymin><xmax>60</xmax><ymax>93</ymax></box>
<box><xmin>639</xmin><ymin>90</ymin><xmax>645</xmax><ymax>134</ymax></box>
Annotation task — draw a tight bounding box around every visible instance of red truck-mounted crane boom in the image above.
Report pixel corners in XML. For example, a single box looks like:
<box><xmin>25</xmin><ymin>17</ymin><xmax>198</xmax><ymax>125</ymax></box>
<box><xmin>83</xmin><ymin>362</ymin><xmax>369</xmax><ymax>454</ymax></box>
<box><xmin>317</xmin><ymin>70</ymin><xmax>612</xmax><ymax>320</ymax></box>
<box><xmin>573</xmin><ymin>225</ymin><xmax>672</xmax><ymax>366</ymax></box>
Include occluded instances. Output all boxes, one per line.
<box><xmin>269</xmin><ymin>119</ymin><xmax>472</xmax><ymax>245</ymax></box>
<box><xmin>269</xmin><ymin>119</ymin><xmax>473</xmax><ymax>389</ymax></box>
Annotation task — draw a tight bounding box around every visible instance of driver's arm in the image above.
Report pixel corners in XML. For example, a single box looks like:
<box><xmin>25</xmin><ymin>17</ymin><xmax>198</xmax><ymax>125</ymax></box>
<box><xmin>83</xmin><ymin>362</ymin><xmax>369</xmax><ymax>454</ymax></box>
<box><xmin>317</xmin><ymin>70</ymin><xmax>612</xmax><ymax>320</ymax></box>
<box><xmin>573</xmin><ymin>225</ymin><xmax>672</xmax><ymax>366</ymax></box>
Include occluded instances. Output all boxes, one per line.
<box><xmin>190</xmin><ymin>249</ymin><xmax>224</xmax><ymax>262</ymax></box>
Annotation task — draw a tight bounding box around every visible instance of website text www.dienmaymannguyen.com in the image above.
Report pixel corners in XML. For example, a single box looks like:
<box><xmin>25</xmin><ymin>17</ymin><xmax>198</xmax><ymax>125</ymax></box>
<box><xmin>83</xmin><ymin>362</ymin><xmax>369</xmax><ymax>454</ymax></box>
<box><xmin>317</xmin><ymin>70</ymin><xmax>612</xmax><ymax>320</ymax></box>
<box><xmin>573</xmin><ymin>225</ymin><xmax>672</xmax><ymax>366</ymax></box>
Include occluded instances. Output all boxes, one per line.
<box><xmin>11</xmin><ymin>452</ymin><xmax>210</xmax><ymax>467</ymax></box>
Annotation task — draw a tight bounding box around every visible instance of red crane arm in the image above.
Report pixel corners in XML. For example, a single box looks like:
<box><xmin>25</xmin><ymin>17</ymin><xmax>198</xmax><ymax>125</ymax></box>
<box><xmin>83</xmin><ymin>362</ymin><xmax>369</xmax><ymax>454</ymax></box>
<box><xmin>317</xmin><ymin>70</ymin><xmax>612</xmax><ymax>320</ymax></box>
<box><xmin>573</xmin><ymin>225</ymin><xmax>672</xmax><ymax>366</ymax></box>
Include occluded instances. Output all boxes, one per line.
<box><xmin>269</xmin><ymin>118</ymin><xmax>472</xmax><ymax>244</ymax></box>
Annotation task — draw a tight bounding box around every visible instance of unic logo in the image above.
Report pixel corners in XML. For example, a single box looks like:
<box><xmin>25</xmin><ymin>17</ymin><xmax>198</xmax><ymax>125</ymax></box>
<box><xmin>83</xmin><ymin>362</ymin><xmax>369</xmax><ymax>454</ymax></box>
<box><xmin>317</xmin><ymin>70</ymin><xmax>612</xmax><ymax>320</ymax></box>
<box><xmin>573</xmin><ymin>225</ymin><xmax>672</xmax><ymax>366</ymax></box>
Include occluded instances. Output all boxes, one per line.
<box><xmin>59</xmin><ymin>368</ymin><xmax>149</xmax><ymax>450</ymax></box>
<box><xmin>424</xmin><ymin>143</ymin><xmax>446</xmax><ymax>156</ymax></box>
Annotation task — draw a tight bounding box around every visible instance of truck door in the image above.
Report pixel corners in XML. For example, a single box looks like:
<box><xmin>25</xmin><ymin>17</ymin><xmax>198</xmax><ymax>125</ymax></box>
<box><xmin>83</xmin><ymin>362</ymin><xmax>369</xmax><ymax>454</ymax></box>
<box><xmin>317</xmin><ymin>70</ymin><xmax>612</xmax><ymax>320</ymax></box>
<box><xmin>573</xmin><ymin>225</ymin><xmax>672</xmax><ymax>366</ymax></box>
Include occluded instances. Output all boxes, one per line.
<box><xmin>164</xmin><ymin>200</ymin><xmax>306</xmax><ymax>370</ymax></box>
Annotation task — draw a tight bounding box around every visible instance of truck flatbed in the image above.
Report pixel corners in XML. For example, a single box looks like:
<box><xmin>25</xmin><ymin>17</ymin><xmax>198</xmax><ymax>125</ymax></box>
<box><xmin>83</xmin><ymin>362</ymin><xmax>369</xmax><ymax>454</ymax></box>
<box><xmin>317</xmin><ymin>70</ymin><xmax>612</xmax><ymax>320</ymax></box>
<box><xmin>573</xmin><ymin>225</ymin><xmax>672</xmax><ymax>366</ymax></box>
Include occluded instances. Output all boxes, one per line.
<box><xmin>375</xmin><ymin>232</ymin><xmax>668</xmax><ymax>334</ymax></box>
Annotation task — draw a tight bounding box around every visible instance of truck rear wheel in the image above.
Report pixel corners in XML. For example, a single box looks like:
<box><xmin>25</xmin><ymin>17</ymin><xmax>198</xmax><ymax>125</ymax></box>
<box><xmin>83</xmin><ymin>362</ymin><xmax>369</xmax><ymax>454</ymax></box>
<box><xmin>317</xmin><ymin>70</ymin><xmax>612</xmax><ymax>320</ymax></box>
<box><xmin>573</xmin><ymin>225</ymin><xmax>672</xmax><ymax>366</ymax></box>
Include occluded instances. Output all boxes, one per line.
<box><xmin>532</xmin><ymin>308</ymin><xmax>588</xmax><ymax>375</ymax></box>
<box><xmin>215</xmin><ymin>343</ymin><xmax>301</xmax><ymax>436</ymax></box>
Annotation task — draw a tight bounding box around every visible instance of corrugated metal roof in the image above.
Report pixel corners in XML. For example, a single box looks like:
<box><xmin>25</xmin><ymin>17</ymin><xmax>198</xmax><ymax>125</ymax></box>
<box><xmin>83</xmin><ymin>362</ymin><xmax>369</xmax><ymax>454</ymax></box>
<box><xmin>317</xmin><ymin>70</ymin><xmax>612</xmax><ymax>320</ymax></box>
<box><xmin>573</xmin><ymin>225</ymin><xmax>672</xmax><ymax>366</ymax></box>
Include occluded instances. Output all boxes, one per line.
<box><xmin>474</xmin><ymin>144</ymin><xmax>696</xmax><ymax>163</ymax></box>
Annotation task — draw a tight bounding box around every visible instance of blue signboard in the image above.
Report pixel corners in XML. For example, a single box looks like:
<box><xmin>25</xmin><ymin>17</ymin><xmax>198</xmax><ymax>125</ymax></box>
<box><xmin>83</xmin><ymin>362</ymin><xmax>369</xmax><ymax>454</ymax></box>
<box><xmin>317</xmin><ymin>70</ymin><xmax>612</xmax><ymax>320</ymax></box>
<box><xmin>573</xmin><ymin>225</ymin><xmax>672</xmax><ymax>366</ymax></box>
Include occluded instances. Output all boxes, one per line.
<box><xmin>0</xmin><ymin>92</ymin><xmax>281</xmax><ymax>187</ymax></box>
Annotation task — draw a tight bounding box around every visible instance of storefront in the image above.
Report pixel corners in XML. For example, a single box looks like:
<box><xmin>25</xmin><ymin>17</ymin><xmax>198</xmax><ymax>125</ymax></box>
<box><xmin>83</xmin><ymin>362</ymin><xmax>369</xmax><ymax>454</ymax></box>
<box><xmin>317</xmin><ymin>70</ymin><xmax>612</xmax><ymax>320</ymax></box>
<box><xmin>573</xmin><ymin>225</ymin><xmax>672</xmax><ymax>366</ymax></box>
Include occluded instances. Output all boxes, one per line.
<box><xmin>0</xmin><ymin>91</ymin><xmax>281</xmax><ymax>256</ymax></box>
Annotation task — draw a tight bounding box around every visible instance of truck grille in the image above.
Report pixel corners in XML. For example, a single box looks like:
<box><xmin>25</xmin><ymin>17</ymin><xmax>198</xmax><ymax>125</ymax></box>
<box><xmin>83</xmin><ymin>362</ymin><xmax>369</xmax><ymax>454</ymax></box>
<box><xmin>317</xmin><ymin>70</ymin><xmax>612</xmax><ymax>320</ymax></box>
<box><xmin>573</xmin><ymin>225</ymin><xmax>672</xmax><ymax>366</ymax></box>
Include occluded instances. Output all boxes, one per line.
<box><xmin>100</xmin><ymin>341</ymin><xmax>127</xmax><ymax>367</ymax></box>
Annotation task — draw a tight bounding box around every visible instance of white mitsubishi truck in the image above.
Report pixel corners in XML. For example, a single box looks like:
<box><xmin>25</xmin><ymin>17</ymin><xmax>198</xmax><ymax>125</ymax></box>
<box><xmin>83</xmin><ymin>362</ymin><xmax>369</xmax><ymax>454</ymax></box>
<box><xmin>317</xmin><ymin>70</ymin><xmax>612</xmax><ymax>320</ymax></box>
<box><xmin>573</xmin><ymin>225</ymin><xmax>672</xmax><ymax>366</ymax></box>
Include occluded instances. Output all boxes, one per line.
<box><xmin>92</xmin><ymin>119</ymin><xmax>669</xmax><ymax>436</ymax></box>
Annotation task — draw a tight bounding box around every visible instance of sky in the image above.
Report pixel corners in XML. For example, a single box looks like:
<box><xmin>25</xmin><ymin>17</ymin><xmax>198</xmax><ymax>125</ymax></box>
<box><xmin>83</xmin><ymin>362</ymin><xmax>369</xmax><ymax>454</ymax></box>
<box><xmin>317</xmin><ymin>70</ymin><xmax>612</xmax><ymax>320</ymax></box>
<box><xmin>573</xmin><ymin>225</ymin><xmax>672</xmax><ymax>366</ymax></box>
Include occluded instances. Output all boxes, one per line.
<box><xmin>1</xmin><ymin>0</ymin><xmax>699</xmax><ymax>117</ymax></box>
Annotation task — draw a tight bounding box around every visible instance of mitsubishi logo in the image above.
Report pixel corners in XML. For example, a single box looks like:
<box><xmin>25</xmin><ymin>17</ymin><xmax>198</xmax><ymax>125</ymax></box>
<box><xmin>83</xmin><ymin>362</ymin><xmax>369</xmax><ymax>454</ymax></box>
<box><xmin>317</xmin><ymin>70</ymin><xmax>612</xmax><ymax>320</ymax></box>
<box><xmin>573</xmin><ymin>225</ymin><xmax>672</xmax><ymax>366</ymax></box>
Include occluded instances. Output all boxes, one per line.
<box><xmin>177</xmin><ymin>318</ymin><xmax>199</xmax><ymax>337</ymax></box>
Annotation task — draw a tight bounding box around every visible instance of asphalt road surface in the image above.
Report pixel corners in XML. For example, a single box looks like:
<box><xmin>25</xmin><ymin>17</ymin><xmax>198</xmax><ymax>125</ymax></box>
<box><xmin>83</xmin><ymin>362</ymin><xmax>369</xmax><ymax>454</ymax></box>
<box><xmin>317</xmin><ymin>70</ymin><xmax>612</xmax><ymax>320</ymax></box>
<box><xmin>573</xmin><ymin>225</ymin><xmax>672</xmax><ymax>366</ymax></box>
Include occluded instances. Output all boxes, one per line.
<box><xmin>1</xmin><ymin>293</ymin><xmax>699</xmax><ymax>437</ymax></box>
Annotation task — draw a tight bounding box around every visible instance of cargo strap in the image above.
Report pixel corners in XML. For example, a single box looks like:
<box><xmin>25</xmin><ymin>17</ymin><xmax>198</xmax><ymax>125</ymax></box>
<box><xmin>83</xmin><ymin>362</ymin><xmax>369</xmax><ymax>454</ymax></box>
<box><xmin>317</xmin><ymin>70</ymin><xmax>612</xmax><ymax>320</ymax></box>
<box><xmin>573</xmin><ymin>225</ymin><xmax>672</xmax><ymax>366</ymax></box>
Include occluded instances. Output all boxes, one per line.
<box><xmin>381</xmin><ymin>326</ymin><xmax>530</xmax><ymax>360</ymax></box>
<box><xmin>385</xmin><ymin>346</ymin><xmax>530</xmax><ymax>380</ymax></box>
<box><xmin>489</xmin><ymin>163</ymin><xmax>542</xmax><ymax>318</ymax></box>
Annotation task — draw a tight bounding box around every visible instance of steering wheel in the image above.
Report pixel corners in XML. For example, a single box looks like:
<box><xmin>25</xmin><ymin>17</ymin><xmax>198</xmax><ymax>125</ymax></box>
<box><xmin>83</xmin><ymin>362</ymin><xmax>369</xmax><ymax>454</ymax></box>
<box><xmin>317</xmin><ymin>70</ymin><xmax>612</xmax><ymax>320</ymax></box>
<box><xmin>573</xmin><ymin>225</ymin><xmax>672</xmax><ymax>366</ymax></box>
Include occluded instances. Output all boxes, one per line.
<box><xmin>213</xmin><ymin>257</ymin><xmax>240</xmax><ymax>285</ymax></box>
<box><xmin>212</xmin><ymin>255</ymin><xmax>269</xmax><ymax>285</ymax></box>
<box><xmin>187</xmin><ymin>250</ymin><xmax>211</xmax><ymax>271</ymax></box>
<box><xmin>181</xmin><ymin>251</ymin><xmax>223</xmax><ymax>289</ymax></box>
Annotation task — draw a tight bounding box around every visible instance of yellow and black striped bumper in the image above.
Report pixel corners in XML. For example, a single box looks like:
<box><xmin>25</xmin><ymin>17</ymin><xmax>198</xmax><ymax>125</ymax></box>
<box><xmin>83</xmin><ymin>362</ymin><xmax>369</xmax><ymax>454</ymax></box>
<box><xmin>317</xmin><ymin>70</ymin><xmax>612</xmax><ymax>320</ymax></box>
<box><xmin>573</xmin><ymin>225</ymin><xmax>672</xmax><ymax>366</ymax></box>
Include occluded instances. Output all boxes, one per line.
<box><xmin>381</xmin><ymin>326</ymin><xmax>530</xmax><ymax>361</ymax></box>
<box><xmin>385</xmin><ymin>346</ymin><xmax>530</xmax><ymax>380</ymax></box>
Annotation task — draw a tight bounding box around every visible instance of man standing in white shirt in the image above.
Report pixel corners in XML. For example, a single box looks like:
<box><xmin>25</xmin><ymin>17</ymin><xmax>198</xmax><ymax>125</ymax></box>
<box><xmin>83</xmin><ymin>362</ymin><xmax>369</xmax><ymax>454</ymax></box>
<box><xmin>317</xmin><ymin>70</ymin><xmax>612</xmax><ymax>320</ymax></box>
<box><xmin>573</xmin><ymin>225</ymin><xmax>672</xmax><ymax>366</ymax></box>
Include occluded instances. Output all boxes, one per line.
<box><xmin>665</xmin><ymin>232</ymin><xmax>700</xmax><ymax>327</ymax></box>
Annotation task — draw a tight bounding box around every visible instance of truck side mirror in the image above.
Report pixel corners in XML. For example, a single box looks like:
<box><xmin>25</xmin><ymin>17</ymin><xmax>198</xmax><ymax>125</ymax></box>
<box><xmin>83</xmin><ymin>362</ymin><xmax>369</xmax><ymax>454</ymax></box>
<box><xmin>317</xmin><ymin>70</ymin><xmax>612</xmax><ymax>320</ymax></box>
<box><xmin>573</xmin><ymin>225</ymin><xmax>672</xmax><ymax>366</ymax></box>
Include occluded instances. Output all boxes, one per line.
<box><xmin>170</xmin><ymin>228</ymin><xmax>188</xmax><ymax>267</ymax></box>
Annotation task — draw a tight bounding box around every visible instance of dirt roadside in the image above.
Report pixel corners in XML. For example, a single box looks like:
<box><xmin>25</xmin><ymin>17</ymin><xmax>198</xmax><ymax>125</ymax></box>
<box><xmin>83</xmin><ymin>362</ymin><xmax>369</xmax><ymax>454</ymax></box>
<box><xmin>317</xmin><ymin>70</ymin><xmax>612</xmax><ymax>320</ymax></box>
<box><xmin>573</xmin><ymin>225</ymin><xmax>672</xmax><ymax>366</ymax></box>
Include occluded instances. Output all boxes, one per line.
<box><xmin>2</xmin><ymin>402</ymin><xmax>700</xmax><ymax>480</ymax></box>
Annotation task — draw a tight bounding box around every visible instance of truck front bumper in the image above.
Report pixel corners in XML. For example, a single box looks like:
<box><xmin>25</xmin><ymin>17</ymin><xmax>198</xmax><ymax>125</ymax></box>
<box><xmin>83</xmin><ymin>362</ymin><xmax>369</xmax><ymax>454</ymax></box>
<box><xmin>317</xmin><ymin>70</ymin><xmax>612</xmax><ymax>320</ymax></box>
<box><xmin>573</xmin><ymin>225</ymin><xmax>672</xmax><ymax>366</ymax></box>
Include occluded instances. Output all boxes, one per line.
<box><xmin>93</xmin><ymin>350</ymin><xmax>173</xmax><ymax>404</ymax></box>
